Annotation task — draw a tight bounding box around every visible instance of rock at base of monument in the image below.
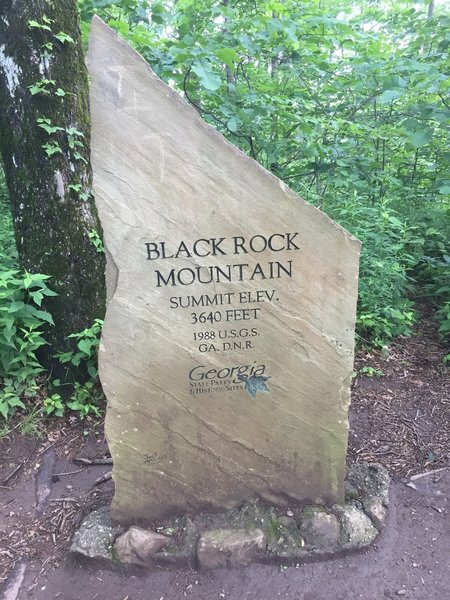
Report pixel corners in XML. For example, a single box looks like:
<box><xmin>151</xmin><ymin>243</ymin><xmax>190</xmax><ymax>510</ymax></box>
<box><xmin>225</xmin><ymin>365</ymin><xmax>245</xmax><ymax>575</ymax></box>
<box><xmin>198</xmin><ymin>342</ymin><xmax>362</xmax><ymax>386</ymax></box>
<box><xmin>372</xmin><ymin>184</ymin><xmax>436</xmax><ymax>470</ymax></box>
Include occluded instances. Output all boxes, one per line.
<box><xmin>154</xmin><ymin>516</ymin><xmax>199</xmax><ymax>568</ymax></box>
<box><xmin>70</xmin><ymin>506</ymin><xmax>124</xmax><ymax>560</ymax></box>
<box><xmin>333</xmin><ymin>504</ymin><xmax>378</xmax><ymax>550</ymax></box>
<box><xmin>345</xmin><ymin>461</ymin><xmax>390</xmax><ymax>532</ymax></box>
<box><xmin>69</xmin><ymin>462</ymin><xmax>390</xmax><ymax>569</ymax></box>
<box><xmin>192</xmin><ymin>499</ymin><xmax>306</xmax><ymax>560</ymax></box>
<box><xmin>363</xmin><ymin>496</ymin><xmax>388</xmax><ymax>531</ymax></box>
<box><xmin>197</xmin><ymin>528</ymin><xmax>266</xmax><ymax>569</ymax></box>
<box><xmin>346</xmin><ymin>462</ymin><xmax>390</xmax><ymax>506</ymax></box>
<box><xmin>299</xmin><ymin>508</ymin><xmax>341</xmax><ymax>551</ymax></box>
<box><xmin>114</xmin><ymin>527</ymin><xmax>170</xmax><ymax>566</ymax></box>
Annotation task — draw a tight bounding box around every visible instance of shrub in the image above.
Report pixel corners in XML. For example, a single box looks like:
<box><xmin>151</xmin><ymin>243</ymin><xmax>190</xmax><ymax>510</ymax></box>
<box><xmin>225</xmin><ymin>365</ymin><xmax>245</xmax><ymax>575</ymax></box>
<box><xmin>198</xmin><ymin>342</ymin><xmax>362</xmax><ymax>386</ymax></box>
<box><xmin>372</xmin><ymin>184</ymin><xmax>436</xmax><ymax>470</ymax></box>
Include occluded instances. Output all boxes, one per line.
<box><xmin>0</xmin><ymin>269</ymin><xmax>56</xmax><ymax>418</ymax></box>
<box><xmin>55</xmin><ymin>318</ymin><xmax>105</xmax><ymax>418</ymax></box>
<box><xmin>409</xmin><ymin>205</ymin><xmax>450</xmax><ymax>344</ymax></box>
<box><xmin>326</xmin><ymin>198</ymin><xmax>422</xmax><ymax>347</ymax></box>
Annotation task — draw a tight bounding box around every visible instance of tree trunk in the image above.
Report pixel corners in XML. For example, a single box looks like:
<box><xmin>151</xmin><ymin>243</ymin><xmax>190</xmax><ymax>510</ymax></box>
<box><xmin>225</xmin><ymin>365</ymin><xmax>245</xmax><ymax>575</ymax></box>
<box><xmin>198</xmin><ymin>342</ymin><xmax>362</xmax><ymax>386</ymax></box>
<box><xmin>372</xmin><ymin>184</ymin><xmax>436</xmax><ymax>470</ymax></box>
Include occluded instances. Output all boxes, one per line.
<box><xmin>0</xmin><ymin>0</ymin><xmax>106</xmax><ymax>360</ymax></box>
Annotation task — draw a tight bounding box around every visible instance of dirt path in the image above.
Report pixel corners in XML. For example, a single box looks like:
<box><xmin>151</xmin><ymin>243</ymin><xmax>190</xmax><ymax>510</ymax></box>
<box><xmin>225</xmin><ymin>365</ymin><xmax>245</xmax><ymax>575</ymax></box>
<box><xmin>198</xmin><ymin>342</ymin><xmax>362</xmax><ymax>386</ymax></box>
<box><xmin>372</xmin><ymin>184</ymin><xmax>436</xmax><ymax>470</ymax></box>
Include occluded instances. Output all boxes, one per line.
<box><xmin>1</xmin><ymin>307</ymin><xmax>449</xmax><ymax>600</ymax></box>
<box><xmin>15</xmin><ymin>469</ymin><xmax>450</xmax><ymax>600</ymax></box>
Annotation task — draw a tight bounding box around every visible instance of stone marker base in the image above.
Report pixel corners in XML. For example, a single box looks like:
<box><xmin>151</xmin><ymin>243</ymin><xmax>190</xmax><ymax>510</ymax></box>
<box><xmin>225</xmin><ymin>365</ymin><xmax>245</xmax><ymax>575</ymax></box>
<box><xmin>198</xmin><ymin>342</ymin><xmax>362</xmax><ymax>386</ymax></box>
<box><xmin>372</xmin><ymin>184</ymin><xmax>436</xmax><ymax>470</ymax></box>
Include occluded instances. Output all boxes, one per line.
<box><xmin>71</xmin><ymin>463</ymin><xmax>389</xmax><ymax>570</ymax></box>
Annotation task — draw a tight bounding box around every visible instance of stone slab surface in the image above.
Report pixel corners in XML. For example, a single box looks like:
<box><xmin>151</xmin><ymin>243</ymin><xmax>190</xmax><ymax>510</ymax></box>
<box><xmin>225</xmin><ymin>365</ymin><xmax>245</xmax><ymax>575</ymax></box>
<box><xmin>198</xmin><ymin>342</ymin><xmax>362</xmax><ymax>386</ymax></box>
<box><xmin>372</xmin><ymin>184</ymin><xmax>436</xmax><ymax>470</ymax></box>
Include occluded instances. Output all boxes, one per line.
<box><xmin>70</xmin><ymin>506</ymin><xmax>124</xmax><ymax>560</ymax></box>
<box><xmin>114</xmin><ymin>527</ymin><xmax>170</xmax><ymax>565</ymax></box>
<box><xmin>89</xmin><ymin>17</ymin><xmax>361</xmax><ymax>524</ymax></box>
<box><xmin>197</xmin><ymin>528</ymin><xmax>266</xmax><ymax>569</ymax></box>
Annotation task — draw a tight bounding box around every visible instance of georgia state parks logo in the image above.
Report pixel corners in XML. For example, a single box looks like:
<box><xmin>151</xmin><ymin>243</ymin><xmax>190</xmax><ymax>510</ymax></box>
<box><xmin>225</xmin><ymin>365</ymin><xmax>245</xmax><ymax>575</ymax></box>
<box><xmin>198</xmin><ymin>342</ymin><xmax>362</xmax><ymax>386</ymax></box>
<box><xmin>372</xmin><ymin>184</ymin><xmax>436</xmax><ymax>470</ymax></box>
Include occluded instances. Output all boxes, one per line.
<box><xmin>188</xmin><ymin>362</ymin><xmax>271</xmax><ymax>399</ymax></box>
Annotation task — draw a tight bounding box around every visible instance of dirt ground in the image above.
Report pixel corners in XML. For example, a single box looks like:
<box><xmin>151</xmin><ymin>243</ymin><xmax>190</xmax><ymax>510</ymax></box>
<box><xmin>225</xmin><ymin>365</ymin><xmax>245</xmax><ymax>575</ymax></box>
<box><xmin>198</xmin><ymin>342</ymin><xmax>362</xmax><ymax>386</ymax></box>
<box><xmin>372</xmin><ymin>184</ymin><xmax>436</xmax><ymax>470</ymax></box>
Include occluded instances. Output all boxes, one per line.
<box><xmin>0</xmin><ymin>307</ymin><xmax>449</xmax><ymax>600</ymax></box>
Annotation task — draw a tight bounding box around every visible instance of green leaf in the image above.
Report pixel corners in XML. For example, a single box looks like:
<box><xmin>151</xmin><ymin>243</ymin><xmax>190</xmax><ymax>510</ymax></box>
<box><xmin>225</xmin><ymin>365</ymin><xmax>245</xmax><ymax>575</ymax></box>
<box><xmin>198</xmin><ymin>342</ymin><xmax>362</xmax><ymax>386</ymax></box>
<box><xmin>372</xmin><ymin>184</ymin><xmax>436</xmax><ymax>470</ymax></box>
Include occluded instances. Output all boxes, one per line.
<box><xmin>402</xmin><ymin>118</ymin><xmax>420</xmax><ymax>132</ymax></box>
<box><xmin>8</xmin><ymin>301</ymin><xmax>25</xmax><ymax>313</ymax></box>
<box><xmin>26</xmin><ymin>306</ymin><xmax>54</xmax><ymax>325</ymax></box>
<box><xmin>77</xmin><ymin>339</ymin><xmax>93</xmax><ymax>355</ymax></box>
<box><xmin>54</xmin><ymin>32</ymin><xmax>75</xmax><ymax>44</ymax></box>
<box><xmin>28</xmin><ymin>20</ymin><xmax>51</xmax><ymax>31</ymax></box>
<box><xmin>8</xmin><ymin>397</ymin><xmax>25</xmax><ymax>409</ymax></box>
<box><xmin>29</xmin><ymin>290</ymin><xmax>44</xmax><ymax>306</ymax></box>
<box><xmin>191</xmin><ymin>61</ymin><xmax>221</xmax><ymax>91</ymax></box>
<box><xmin>37</xmin><ymin>119</ymin><xmax>64</xmax><ymax>135</ymax></box>
<box><xmin>42</xmin><ymin>143</ymin><xmax>62</xmax><ymax>156</ymax></box>
<box><xmin>410</xmin><ymin>129</ymin><xmax>433</xmax><ymax>148</ymax></box>
<box><xmin>378</xmin><ymin>89</ymin><xmax>403</xmax><ymax>104</ymax></box>
<box><xmin>215</xmin><ymin>48</ymin><xmax>238</xmax><ymax>68</ymax></box>
<box><xmin>227</xmin><ymin>117</ymin><xmax>239</xmax><ymax>132</ymax></box>
<box><xmin>388</xmin><ymin>216</ymin><xmax>403</xmax><ymax>227</ymax></box>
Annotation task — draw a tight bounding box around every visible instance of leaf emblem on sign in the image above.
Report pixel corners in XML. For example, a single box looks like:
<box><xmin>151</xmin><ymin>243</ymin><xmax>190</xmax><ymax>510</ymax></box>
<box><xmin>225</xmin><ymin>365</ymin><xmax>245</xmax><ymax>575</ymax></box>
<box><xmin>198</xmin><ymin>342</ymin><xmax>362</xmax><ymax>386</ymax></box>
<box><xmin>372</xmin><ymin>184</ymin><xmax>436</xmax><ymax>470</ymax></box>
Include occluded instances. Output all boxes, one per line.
<box><xmin>238</xmin><ymin>374</ymin><xmax>271</xmax><ymax>399</ymax></box>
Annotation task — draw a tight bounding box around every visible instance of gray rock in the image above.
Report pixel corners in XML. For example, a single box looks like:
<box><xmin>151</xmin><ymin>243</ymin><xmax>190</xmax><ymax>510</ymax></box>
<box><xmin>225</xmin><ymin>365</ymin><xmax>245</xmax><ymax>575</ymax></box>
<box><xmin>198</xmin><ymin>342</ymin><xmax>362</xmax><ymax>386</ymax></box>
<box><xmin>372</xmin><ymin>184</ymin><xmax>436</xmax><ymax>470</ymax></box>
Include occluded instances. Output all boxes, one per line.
<box><xmin>347</xmin><ymin>463</ymin><xmax>390</xmax><ymax>506</ymax></box>
<box><xmin>35</xmin><ymin>448</ymin><xmax>56</xmax><ymax>515</ymax></box>
<box><xmin>70</xmin><ymin>506</ymin><xmax>124</xmax><ymax>560</ymax></box>
<box><xmin>114</xmin><ymin>526</ymin><xmax>170</xmax><ymax>565</ymax></box>
<box><xmin>278</xmin><ymin>515</ymin><xmax>296</xmax><ymax>528</ymax></box>
<box><xmin>363</xmin><ymin>496</ymin><xmax>387</xmax><ymax>531</ymax></box>
<box><xmin>334</xmin><ymin>504</ymin><xmax>378</xmax><ymax>549</ymax></box>
<box><xmin>1</xmin><ymin>560</ymin><xmax>26</xmax><ymax>600</ymax></box>
<box><xmin>300</xmin><ymin>507</ymin><xmax>340</xmax><ymax>550</ymax></box>
<box><xmin>155</xmin><ymin>517</ymin><xmax>198</xmax><ymax>567</ymax></box>
<box><xmin>264</xmin><ymin>515</ymin><xmax>306</xmax><ymax>559</ymax></box>
<box><xmin>344</xmin><ymin>481</ymin><xmax>359</xmax><ymax>501</ymax></box>
<box><xmin>197</xmin><ymin>528</ymin><xmax>266</xmax><ymax>569</ymax></box>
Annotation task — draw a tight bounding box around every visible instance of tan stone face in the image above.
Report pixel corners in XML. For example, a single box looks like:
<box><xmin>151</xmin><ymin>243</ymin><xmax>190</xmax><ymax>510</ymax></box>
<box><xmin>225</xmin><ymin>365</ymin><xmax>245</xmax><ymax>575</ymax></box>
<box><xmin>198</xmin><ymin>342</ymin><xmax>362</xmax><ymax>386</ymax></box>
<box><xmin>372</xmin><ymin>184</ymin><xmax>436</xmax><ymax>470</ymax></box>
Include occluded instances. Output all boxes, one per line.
<box><xmin>89</xmin><ymin>17</ymin><xmax>361</xmax><ymax>525</ymax></box>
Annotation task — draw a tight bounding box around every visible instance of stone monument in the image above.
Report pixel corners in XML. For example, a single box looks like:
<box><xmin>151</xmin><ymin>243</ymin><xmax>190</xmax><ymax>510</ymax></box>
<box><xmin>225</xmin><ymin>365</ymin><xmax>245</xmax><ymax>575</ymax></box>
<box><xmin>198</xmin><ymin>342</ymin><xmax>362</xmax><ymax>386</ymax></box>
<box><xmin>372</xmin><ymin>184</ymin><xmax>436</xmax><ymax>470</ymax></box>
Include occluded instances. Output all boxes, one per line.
<box><xmin>88</xmin><ymin>17</ymin><xmax>361</xmax><ymax>525</ymax></box>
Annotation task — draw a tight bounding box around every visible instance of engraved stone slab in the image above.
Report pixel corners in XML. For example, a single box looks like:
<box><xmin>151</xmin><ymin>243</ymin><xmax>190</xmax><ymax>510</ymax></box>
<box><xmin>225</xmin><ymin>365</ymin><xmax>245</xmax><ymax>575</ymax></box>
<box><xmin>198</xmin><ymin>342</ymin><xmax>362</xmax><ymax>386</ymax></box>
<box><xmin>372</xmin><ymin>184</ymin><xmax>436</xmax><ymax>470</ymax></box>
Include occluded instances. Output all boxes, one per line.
<box><xmin>88</xmin><ymin>17</ymin><xmax>361</xmax><ymax>525</ymax></box>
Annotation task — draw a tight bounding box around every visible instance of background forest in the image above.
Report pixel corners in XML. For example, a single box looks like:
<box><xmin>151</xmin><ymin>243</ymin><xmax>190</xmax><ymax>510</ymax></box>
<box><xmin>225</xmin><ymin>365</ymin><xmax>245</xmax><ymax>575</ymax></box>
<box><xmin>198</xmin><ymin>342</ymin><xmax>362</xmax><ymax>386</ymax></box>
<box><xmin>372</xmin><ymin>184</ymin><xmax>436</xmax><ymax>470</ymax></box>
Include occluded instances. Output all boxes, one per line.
<box><xmin>0</xmin><ymin>0</ymin><xmax>449</xmax><ymax>420</ymax></box>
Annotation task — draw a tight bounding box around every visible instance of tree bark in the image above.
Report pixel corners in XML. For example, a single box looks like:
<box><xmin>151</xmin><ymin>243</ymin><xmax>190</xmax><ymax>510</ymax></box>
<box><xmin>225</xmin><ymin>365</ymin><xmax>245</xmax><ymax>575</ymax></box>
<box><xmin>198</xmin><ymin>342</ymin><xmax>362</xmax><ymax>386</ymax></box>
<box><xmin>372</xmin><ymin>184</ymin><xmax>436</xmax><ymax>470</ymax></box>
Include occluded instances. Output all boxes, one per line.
<box><xmin>0</xmin><ymin>0</ymin><xmax>106</xmax><ymax>359</ymax></box>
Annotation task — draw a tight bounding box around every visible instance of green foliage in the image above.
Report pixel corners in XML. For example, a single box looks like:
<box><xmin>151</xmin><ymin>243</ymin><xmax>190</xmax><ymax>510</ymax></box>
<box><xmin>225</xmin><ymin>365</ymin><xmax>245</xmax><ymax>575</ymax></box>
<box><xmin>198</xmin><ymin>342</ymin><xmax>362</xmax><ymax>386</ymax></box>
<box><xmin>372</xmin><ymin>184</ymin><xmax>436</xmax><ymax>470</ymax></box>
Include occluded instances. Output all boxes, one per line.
<box><xmin>56</xmin><ymin>318</ymin><xmax>103</xmax><ymax>379</ymax></box>
<box><xmin>67</xmin><ymin>380</ymin><xmax>103</xmax><ymax>418</ymax></box>
<box><xmin>408</xmin><ymin>205</ymin><xmax>450</xmax><ymax>343</ymax></box>
<box><xmin>0</xmin><ymin>269</ymin><xmax>56</xmax><ymax>381</ymax></box>
<box><xmin>18</xmin><ymin>404</ymin><xmax>45</xmax><ymax>437</ymax></box>
<box><xmin>27</xmin><ymin>17</ymin><xmax>53</xmax><ymax>32</ymax></box>
<box><xmin>0</xmin><ymin>171</ymin><xmax>104</xmax><ymax>421</ymax></box>
<box><xmin>88</xmin><ymin>229</ymin><xmax>105</xmax><ymax>253</ymax></box>
<box><xmin>326</xmin><ymin>199</ymin><xmax>420</xmax><ymax>347</ymax></box>
<box><xmin>78</xmin><ymin>0</ymin><xmax>449</xmax><ymax>348</ymax></box>
<box><xmin>0</xmin><ymin>177</ymin><xmax>66</xmax><ymax>421</ymax></box>
<box><xmin>28</xmin><ymin>78</ymin><xmax>56</xmax><ymax>96</ymax></box>
<box><xmin>30</xmin><ymin>19</ymin><xmax>90</xmax><ymax>173</ymax></box>
<box><xmin>41</xmin><ymin>393</ymin><xmax>64</xmax><ymax>417</ymax></box>
<box><xmin>436</xmin><ymin>301</ymin><xmax>450</xmax><ymax>341</ymax></box>
<box><xmin>0</xmin><ymin>269</ymin><xmax>56</xmax><ymax>418</ymax></box>
<box><xmin>0</xmin><ymin>378</ymin><xmax>40</xmax><ymax>420</ymax></box>
<box><xmin>37</xmin><ymin>117</ymin><xmax>87</xmax><ymax>162</ymax></box>
<box><xmin>54</xmin><ymin>31</ymin><xmax>75</xmax><ymax>44</ymax></box>
<box><xmin>55</xmin><ymin>319</ymin><xmax>105</xmax><ymax>418</ymax></box>
<box><xmin>79</xmin><ymin>0</ymin><xmax>450</xmax><ymax>206</ymax></box>
<box><xmin>0</xmin><ymin>173</ymin><xmax>48</xmax><ymax>419</ymax></box>
<box><xmin>358</xmin><ymin>366</ymin><xmax>384</xmax><ymax>377</ymax></box>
